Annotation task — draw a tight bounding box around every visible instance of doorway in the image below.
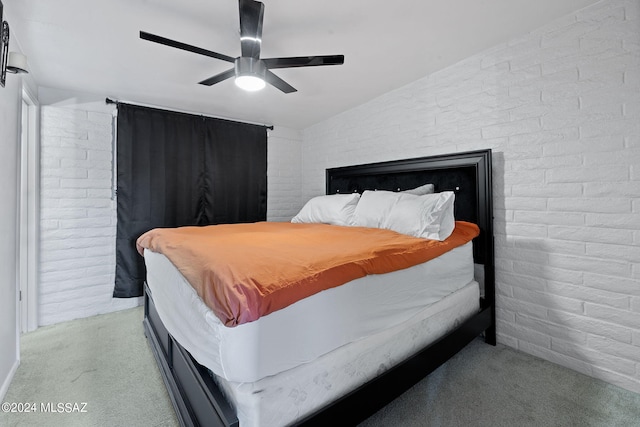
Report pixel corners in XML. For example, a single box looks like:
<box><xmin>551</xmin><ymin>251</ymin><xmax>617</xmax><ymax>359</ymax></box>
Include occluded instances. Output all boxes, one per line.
<box><xmin>18</xmin><ymin>88</ymin><xmax>39</xmax><ymax>333</ymax></box>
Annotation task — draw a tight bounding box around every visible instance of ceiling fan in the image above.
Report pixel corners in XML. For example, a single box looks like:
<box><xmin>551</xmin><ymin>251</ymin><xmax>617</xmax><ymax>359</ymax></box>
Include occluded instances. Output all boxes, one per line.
<box><xmin>140</xmin><ymin>0</ymin><xmax>344</xmax><ymax>93</ymax></box>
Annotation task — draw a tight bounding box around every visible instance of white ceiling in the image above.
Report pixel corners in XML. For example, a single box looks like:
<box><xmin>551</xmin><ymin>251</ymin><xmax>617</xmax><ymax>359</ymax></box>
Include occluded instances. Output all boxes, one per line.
<box><xmin>7</xmin><ymin>0</ymin><xmax>599</xmax><ymax>129</ymax></box>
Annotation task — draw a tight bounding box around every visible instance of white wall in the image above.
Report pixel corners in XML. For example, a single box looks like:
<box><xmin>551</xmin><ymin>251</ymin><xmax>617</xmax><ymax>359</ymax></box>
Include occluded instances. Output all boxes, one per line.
<box><xmin>37</xmin><ymin>89</ymin><xmax>302</xmax><ymax>325</ymax></box>
<box><xmin>0</xmin><ymin>4</ymin><xmax>25</xmax><ymax>400</ymax></box>
<box><xmin>38</xmin><ymin>97</ymin><xmax>142</xmax><ymax>326</ymax></box>
<box><xmin>267</xmin><ymin>126</ymin><xmax>303</xmax><ymax>222</ymax></box>
<box><xmin>0</xmin><ymin>64</ymin><xmax>21</xmax><ymax>402</ymax></box>
<box><xmin>302</xmin><ymin>0</ymin><xmax>640</xmax><ymax>393</ymax></box>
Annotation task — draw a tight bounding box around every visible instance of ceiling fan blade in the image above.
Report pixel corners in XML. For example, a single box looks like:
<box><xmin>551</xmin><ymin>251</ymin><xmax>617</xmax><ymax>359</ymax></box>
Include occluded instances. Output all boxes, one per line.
<box><xmin>264</xmin><ymin>70</ymin><xmax>296</xmax><ymax>93</ymax></box>
<box><xmin>239</xmin><ymin>0</ymin><xmax>264</xmax><ymax>59</ymax></box>
<box><xmin>262</xmin><ymin>55</ymin><xmax>345</xmax><ymax>69</ymax></box>
<box><xmin>140</xmin><ymin>31</ymin><xmax>235</xmax><ymax>63</ymax></box>
<box><xmin>199</xmin><ymin>68</ymin><xmax>236</xmax><ymax>86</ymax></box>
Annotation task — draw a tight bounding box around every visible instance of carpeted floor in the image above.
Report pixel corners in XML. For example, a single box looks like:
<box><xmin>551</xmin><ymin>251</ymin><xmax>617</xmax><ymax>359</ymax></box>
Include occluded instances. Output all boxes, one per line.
<box><xmin>360</xmin><ymin>339</ymin><xmax>640</xmax><ymax>427</ymax></box>
<box><xmin>1</xmin><ymin>307</ymin><xmax>177</xmax><ymax>427</ymax></box>
<box><xmin>1</xmin><ymin>307</ymin><xmax>639</xmax><ymax>427</ymax></box>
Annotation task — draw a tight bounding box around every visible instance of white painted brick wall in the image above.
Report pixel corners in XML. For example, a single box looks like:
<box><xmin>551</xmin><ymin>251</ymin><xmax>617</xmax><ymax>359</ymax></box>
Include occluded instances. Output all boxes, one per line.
<box><xmin>39</xmin><ymin>104</ymin><xmax>301</xmax><ymax>325</ymax></box>
<box><xmin>302</xmin><ymin>0</ymin><xmax>640</xmax><ymax>394</ymax></box>
<box><xmin>39</xmin><ymin>106</ymin><xmax>140</xmax><ymax>326</ymax></box>
<box><xmin>267</xmin><ymin>127</ymin><xmax>303</xmax><ymax>222</ymax></box>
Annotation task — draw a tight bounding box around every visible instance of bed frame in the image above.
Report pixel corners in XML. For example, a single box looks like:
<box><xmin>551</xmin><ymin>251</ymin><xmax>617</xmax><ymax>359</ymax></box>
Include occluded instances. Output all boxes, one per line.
<box><xmin>143</xmin><ymin>149</ymin><xmax>495</xmax><ymax>427</ymax></box>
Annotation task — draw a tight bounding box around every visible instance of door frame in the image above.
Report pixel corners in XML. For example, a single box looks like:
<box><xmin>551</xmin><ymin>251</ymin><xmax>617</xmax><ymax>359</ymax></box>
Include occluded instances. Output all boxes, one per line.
<box><xmin>19</xmin><ymin>86</ymin><xmax>39</xmax><ymax>332</ymax></box>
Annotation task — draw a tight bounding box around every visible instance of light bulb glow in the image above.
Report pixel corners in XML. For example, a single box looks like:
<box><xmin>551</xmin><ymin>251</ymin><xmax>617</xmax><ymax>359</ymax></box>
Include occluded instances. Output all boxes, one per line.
<box><xmin>235</xmin><ymin>75</ymin><xmax>266</xmax><ymax>91</ymax></box>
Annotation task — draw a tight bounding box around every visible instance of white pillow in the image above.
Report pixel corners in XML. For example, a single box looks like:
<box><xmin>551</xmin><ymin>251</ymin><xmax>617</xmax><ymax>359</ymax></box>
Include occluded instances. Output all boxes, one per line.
<box><xmin>400</xmin><ymin>183</ymin><xmax>435</xmax><ymax>195</ymax></box>
<box><xmin>352</xmin><ymin>190</ymin><xmax>455</xmax><ymax>240</ymax></box>
<box><xmin>291</xmin><ymin>193</ymin><xmax>360</xmax><ymax>226</ymax></box>
<box><xmin>351</xmin><ymin>191</ymin><xmax>399</xmax><ymax>229</ymax></box>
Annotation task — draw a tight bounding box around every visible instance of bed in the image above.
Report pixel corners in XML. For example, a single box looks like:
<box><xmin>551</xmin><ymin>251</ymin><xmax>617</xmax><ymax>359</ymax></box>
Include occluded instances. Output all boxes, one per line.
<box><xmin>142</xmin><ymin>149</ymin><xmax>495</xmax><ymax>426</ymax></box>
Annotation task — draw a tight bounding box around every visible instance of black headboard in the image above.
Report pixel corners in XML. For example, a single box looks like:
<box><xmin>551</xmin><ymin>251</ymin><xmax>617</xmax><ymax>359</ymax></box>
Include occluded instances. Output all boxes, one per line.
<box><xmin>326</xmin><ymin>150</ymin><xmax>493</xmax><ymax>272</ymax></box>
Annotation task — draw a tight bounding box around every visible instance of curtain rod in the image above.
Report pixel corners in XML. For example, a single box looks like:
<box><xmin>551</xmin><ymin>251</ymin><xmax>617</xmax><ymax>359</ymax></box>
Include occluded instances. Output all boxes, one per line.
<box><xmin>105</xmin><ymin>97</ymin><xmax>274</xmax><ymax>130</ymax></box>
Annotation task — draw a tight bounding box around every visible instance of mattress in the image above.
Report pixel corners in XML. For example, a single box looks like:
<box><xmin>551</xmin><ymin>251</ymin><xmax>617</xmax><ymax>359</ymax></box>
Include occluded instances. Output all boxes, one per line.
<box><xmin>214</xmin><ymin>281</ymin><xmax>480</xmax><ymax>427</ymax></box>
<box><xmin>144</xmin><ymin>240</ymin><xmax>475</xmax><ymax>383</ymax></box>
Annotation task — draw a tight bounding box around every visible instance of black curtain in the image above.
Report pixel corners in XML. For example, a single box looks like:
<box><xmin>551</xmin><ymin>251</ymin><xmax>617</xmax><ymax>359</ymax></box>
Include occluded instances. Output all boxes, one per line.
<box><xmin>114</xmin><ymin>103</ymin><xmax>267</xmax><ymax>298</ymax></box>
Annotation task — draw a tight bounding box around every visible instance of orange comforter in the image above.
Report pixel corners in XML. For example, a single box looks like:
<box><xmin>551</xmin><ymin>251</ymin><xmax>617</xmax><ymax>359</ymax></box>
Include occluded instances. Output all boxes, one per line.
<box><xmin>137</xmin><ymin>221</ymin><xmax>479</xmax><ymax>327</ymax></box>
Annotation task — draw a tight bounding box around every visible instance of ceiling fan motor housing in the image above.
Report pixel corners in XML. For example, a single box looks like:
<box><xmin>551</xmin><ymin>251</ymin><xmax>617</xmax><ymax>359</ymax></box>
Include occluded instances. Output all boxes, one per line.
<box><xmin>235</xmin><ymin>56</ymin><xmax>266</xmax><ymax>79</ymax></box>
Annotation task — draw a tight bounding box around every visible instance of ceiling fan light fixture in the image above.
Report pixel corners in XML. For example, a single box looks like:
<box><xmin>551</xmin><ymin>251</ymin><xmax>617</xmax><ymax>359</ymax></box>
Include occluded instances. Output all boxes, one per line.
<box><xmin>235</xmin><ymin>74</ymin><xmax>265</xmax><ymax>91</ymax></box>
<box><xmin>140</xmin><ymin>0</ymin><xmax>344</xmax><ymax>94</ymax></box>
<box><xmin>234</xmin><ymin>56</ymin><xmax>266</xmax><ymax>91</ymax></box>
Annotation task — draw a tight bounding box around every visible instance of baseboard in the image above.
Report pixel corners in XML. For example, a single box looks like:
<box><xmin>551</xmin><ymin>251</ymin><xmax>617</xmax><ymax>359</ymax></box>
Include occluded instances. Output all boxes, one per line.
<box><xmin>0</xmin><ymin>359</ymin><xmax>20</xmax><ymax>402</ymax></box>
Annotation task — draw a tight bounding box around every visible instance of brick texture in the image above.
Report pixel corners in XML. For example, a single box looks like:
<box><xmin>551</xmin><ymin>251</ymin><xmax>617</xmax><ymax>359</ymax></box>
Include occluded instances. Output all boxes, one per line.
<box><xmin>301</xmin><ymin>0</ymin><xmax>640</xmax><ymax>394</ymax></box>
<box><xmin>267</xmin><ymin>127</ymin><xmax>303</xmax><ymax>221</ymax></box>
<box><xmin>39</xmin><ymin>107</ymin><xmax>139</xmax><ymax>325</ymax></box>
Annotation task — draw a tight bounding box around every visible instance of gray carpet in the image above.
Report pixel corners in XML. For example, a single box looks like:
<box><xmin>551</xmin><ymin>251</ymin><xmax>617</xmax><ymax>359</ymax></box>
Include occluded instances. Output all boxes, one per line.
<box><xmin>1</xmin><ymin>307</ymin><xmax>177</xmax><ymax>427</ymax></box>
<box><xmin>359</xmin><ymin>339</ymin><xmax>640</xmax><ymax>427</ymax></box>
<box><xmin>2</xmin><ymin>307</ymin><xmax>639</xmax><ymax>427</ymax></box>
